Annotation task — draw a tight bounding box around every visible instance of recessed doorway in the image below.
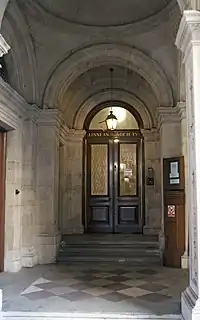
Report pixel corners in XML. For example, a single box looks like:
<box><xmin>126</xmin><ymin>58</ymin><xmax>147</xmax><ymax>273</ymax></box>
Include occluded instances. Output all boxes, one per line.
<box><xmin>83</xmin><ymin>104</ymin><xmax>144</xmax><ymax>234</ymax></box>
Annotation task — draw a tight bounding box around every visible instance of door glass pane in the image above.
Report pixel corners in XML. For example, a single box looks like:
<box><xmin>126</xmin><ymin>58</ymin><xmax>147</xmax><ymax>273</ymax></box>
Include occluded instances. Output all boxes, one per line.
<box><xmin>119</xmin><ymin>144</ymin><xmax>137</xmax><ymax>196</ymax></box>
<box><xmin>91</xmin><ymin>144</ymin><xmax>108</xmax><ymax>195</ymax></box>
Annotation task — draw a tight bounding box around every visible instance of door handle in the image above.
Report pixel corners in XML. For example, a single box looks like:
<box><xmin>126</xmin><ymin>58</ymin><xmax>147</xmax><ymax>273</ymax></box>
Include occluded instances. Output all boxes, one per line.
<box><xmin>114</xmin><ymin>164</ymin><xmax>117</xmax><ymax>171</ymax></box>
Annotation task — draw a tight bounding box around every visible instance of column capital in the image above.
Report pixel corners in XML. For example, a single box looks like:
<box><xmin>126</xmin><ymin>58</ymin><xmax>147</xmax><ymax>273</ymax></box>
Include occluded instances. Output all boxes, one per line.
<box><xmin>141</xmin><ymin>129</ymin><xmax>159</xmax><ymax>142</ymax></box>
<box><xmin>156</xmin><ymin>106</ymin><xmax>181</xmax><ymax>129</ymax></box>
<box><xmin>176</xmin><ymin>10</ymin><xmax>200</xmax><ymax>61</ymax></box>
<box><xmin>36</xmin><ymin>108</ymin><xmax>63</xmax><ymax>128</ymax></box>
<box><xmin>66</xmin><ymin>129</ymin><xmax>86</xmax><ymax>143</ymax></box>
<box><xmin>177</xmin><ymin>0</ymin><xmax>189</xmax><ymax>12</ymax></box>
<box><xmin>177</xmin><ymin>101</ymin><xmax>187</xmax><ymax>120</ymax></box>
<box><xmin>0</xmin><ymin>34</ymin><xmax>10</xmax><ymax>58</ymax></box>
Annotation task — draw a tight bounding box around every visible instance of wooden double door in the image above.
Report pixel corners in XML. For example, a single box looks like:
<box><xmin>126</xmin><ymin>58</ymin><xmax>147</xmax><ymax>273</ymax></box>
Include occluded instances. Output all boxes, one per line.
<box><xmin>84</xmin><ymin>131</ymin><xmax>143</xmax><ymax>234</ymax></box>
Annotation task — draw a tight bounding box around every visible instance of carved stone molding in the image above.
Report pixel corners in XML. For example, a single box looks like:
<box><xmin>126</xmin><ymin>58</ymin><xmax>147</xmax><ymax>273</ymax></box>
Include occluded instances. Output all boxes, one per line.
<box><xmin>43</xmin><ymin>44</ymin><xmax>174</xmax><ymax>111</ymax></box>
<box><xmin>20</xmin><ymin>0</ymin><xmax>179</xmax><ymax>37</ymax></box>
<box><xmin>0</xmin><ymin>34</ymin><xmax>10</xmax><ymax>57</ymax></box>
<box><xmin>157</xmin><ymin>106</ymin><xmax>181</xmax><ymax>129</ymax></box>
<box><xmin>177</xmin><ymin>0</ymin><xmax>190</xmax><ymax>11</ymax></box>
<box><xmin>177</xmin><ymin>101</ymin><xmax>186</xmax><ymax>119</ymax></box>
<box><xmin>176</xmin><ymin>10</ymin><xmax>200</xmax><ymax>61</ymax></box>
<box><xmin>73</xmin><ymin>90</ymin><xmax>153</xmax><ymax>130</ymax></box>
<box><xmin>141</xmin><ymin>129</ymin><xmax>160</xmax><ymax>142</ymax></box>
<box><xmin>66</xmin><ymin>129</ymin><xmax>86</xmax><ymax>143</ymax></box>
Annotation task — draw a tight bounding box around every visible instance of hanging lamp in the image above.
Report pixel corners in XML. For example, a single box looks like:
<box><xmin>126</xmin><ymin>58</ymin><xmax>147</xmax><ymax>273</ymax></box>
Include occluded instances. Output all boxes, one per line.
<box><xmin>105</xmin><ymin>68</ymin><xmax>118</xmax><ymax>130</ymax></box>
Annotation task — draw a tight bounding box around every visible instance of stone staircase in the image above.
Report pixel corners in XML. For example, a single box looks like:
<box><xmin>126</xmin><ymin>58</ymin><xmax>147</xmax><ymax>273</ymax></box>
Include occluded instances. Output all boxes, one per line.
<box><xmin>57</xmin><ymin>234</ymin><xmax>161</xmax><ymax>265</ymax></box>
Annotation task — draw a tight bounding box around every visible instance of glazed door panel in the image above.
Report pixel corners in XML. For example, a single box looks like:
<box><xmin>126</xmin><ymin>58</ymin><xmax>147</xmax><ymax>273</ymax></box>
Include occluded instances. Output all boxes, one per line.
<box><xmin>114</xmin><ymin>142</ymin><xmax>141</xmax><ymax>233</ymax></box>
<box><xmin>87</xmin><ymin>141</ymin><xmax>113</xmax><ymax>233</ymax></box>
<box><xmin>86</xmin><ymin>134</ymin><xmax>142</xmax><ymax>233</ymax></box>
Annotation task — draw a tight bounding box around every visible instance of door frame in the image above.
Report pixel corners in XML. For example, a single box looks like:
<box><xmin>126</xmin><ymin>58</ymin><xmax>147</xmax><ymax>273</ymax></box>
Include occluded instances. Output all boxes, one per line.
<box><xmin>82</xmin><ymin>129</ymin><xmax>145</xmax><ymax>233</ymax></box>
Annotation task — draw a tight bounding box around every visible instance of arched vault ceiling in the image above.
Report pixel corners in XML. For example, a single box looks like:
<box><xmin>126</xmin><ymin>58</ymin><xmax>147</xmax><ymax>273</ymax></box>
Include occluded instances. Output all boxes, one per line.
<box><xmin>43</xmin><ymin>43</ymin><xmax>174</xmax><ymax>109</ymax></box>
<box><xmin>35</xmin><ymin>0</ymin><xmax>172</xmax><ymax>27</ymax></box>
<box><xmin>59</xmin><ymin>66</ymin><xmax>158</xmax><ymax>127</ymax></box>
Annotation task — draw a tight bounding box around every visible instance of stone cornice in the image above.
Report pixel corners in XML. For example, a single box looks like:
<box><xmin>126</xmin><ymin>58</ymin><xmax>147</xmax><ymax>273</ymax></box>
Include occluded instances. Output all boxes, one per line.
<box><xmin>0</xmin><ymin>78</ymin><xmax>30</xmax><ymax>129</ymax></box>
<box><xmin>156</xmin><ymin>106</ymin><xmax>181</xmax><ymax>130</ymax></box>
<box><xmin>177</xmin><ymin>0</ymin><xmax>190</xmax><ymax>11</ymax></box>
<box><xmin>60</xmin><ymin>123</ymin><xmax>70</xmax><ymax>144</ymax></box>
<box><xmin>36</xmin><ymin>109</ymin><xmax>64</xmax><ymax>128</ymax></box>
<box><xmin>141</xmin><ymin>129</ymin><xmax>160</xmax><ymax>142</ymax></box>
<box><xmin>66</xmin><ymin>129</ymin><xmax>86</xmax><ymax>142</ymax></box>
<box><xmin>0</xmin><ymin>78</ymin><xmax>29</xmax><ymax>116</ymax></box>
<box><xmin>176</xmin><ymin>10</ymin><xmax>200</xmax><ymax>61</ymax></box>
<box><xmin>177</xmin><ymin>101</ymin><xmax>186</xmax><ymax>120</ymax></box>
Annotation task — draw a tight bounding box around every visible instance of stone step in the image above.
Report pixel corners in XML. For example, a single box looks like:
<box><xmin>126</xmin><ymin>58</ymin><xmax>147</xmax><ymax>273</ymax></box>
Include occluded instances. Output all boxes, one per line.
<box><xmin>1</xmin><ymin>311</ymin><xmax>182</xmax><ymax>320</ymax></box>
<box><xmin>58</xmin><ymin>234</ymin><xmax>161</xmax><ymax>266</ymax></box>
<box><xmin>57</xmin><ymin>255</ymin><xmax>162</xmax><ymax>264</ymax></box>
<box><xmin>59</xmin><ymin>248</ymin><xmax>160</xmax><ymax>256</ymax></box>
<box><xmin>61</xmin><ymin>234</ymin><xmax>158</xmax><ymax>245</ymax></box>
<box><xmin>60</xmin><ymin>243</ymin><xmax>159</xmax><ymax>249</ymax></box>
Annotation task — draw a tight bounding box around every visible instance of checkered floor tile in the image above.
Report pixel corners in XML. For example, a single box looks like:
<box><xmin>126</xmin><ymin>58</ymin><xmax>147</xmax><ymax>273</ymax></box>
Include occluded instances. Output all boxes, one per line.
<box><xmin>0</xmin><ymin>263</ymin><xmax>188</xmax><ymax>314</ymax></box>
<box><xmin>19</xmin><ymin>265</ymin><xmax>187</xmax><ymax>305</ymax></box>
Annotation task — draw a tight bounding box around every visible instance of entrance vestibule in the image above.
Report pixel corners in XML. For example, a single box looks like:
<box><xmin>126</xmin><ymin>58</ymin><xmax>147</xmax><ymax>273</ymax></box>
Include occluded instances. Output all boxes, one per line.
<box><xmin>83</xmin><ymin>105</ymin><xmax>144</xmax><ymax>234</ymax></box>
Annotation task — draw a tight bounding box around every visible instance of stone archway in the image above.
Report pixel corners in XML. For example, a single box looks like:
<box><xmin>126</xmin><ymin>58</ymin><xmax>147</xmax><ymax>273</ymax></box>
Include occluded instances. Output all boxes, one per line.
<box><xmin>43</xmin><ymin>43</ymin><xmax>174</xmax><ymax>111</ymax></box>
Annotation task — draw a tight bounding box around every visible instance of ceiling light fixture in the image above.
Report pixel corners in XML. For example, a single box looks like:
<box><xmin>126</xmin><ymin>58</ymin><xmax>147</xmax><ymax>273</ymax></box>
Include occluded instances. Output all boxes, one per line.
<box><xmin>105</xmin><ymin>68</ymin><xmax>118</xmax><ymax>130</ymax></box>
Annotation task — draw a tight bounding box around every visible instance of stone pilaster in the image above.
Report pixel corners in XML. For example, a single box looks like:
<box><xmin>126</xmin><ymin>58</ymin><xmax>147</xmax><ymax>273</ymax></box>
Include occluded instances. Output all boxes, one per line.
<box><xmin>176</xmin><ymin>10</ymin><xmax>200</xmax><ymax>320</ymax></box>
<box><xmin>36</xmin><ymin>109</ymin><xmax>62</xmax><ymax>264</ymax></box>
<box><xmin>178</xmin><ymin>102</ymin><xmax>189</xmax><ymax>269</ymax></box>
<box><xmin>21</xmin><ymin>107</ymin><xmax>38</xmax><ymax>267</ymax></box>
<box><xmin>4</xmin><ymin>128</ymin><xmax>23</xmax><ymax>272</ymax></box>
<box><xmin>157</xmin><ymin>106</ymin><xmax>182</xmax><ymax>255</ymax></box>
<box><xmin>142</xmin><ymin>129</ymin><xmax>161</xmax><ymax>236</ymax></box>
<box><xmin>62</xmin><ymin>129</ymin><xmax>86</xmax><ymax>234</ymax></box>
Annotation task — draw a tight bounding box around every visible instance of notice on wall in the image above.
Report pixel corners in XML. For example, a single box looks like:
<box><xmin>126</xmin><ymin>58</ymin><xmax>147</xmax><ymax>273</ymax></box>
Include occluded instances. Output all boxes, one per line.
<box><xmin>168</xmin><ymin>205</ymin><xmax>176</xmax><ymax>218</ymax></box>
<box><xmin>169</xmin><ymin>161</ymin><xmax>180</xmax><ymax>185</ymax></box>
<box><xmin>170</xmin><ymin>161</ymin><xmax>179</xmax><ymax>178</ymax></box>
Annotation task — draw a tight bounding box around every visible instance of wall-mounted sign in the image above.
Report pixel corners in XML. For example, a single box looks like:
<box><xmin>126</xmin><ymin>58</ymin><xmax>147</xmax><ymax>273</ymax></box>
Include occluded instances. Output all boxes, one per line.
<box><xmin>169</xmin><ymin>161</ymin><xmax>180</xmax><ymax>185</ymax></box>
<box><xmin>168</xmin><ymin>205</ymin><xmax>176</xmax><ymax>218</ymax></box>
<box><xmin>87</xmin><ymin>131</ymin><xmax>141</xmax><ymax>138</ymax></box>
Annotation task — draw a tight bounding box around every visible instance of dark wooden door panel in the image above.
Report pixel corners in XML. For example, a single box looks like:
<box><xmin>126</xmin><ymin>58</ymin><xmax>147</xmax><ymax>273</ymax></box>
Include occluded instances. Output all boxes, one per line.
<box><xmin>163</xmin><ymin>157</ymin><xmax>185</xmax><ymax>268</ymax></box>
<box><xmin>114</xmin><ymin>141</ymin><xmax>142</xmax><ymax>233</ymax></box>
<box><xmin>85</xmin><ymin>131</ymin><xmax>143</xmax><ymax>234</ymax></box>
<box><xmin>86</xmin><ymin>140</ymin><xmax>113</xmax><ymax>233</ymax></box>
<box><xmin>87</xmin><ymin>206</ymin><xmax>112</xmax><ymax>233</ymax></box>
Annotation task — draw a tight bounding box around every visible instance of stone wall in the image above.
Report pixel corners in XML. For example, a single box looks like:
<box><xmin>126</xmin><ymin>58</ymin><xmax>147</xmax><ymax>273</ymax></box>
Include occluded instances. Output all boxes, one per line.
<box><xmin>143</xmin><ymin>130</ymin><xmax>161</xmax><ymax>235</ymax></box>
<box><xmin>0</xmin><ymin>79</ymin><xmax>63</xmax><ymax>271</ymax></box>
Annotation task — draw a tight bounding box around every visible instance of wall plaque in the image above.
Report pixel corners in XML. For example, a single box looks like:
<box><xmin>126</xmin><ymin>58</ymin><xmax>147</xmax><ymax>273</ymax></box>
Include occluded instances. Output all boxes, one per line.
<box><xmin>168</xmin><ymin>205</ymin><xmax>176</xmax><ymax>218</ymax></box>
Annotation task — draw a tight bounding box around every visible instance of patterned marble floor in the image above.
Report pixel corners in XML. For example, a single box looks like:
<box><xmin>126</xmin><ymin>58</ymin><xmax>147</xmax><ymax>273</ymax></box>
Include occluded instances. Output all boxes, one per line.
<box><xmin>0</xmin><ymin>263</ymin><xmax>188</xmax><ymax>315</ymax></box>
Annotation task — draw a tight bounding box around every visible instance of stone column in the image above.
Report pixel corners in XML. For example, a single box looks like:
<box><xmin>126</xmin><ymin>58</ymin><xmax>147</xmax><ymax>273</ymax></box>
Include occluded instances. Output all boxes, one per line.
<box><xmin>142</xmin><ymin>129</ymin><xmax>161</xmax><ymax>235</ymax></box>
<box><xmin>36</xmin><ymin>109</ymin><xmax>61</xmax><ymax>264</ymax></box>
<box><xmin>62</xmin><ymin>129</ymin><xmax>86</xmax><ymax>234</ymax></box>
<box><xmin>176</xmin><ymin>11</ymin><xmax>200</xmax><ymax>320</ymax></box>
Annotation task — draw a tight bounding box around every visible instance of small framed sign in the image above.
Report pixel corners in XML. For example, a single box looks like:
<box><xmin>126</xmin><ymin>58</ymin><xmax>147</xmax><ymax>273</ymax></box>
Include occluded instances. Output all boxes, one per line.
<box><xmin>163</xmin><ymin>157</ymin><xmax>184</xmax><ymax>190</ymax></box>
<box><xmin>168</xmin><ymin>205</ymin><xmax>176</xmax><ymax>218</ymax></box>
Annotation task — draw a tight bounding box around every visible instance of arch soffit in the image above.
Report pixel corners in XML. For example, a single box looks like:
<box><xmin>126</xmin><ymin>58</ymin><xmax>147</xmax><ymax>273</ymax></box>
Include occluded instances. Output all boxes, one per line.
<box><xmin>73</xmin><ymin>90</ymin><xmax>153</xmax><ymax>130</ymax></box>
<box><xmin>61</xmin><ymin>72</ymin><xmax>158</xmax><ymax>111</ymax></box>
<box><xmin>42</xmin><ymin>43</ymin><xmax>174</xmax><ymax>109</ymax></box>
<box><xmin>2</xmin><ymin>3</ymin><xmax>38</xmax><ymax>103</ymax></box>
